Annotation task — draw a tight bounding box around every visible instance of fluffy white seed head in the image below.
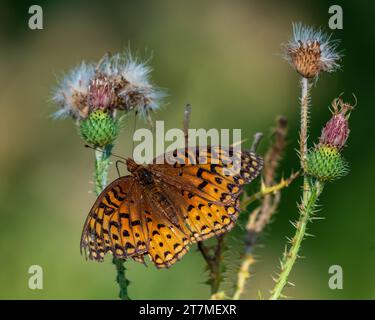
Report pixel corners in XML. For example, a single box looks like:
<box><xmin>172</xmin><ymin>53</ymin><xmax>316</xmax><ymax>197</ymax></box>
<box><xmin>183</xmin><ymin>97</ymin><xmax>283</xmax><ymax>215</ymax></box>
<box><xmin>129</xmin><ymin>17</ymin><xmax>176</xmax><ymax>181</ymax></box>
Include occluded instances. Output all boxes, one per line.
<box><xmin>52</xmin><ymin>62</ymin><xmax>95</xmax><ymax>120</ymax></box>
<box><xmin>97</xmin><ymin>52</ymin><xmax>166</xmax><ymax>117</ymax></box>
<box><xmin>52</xmin><ymin>51</ymin><xmax>165</xmax><ymax>122</ymax></box>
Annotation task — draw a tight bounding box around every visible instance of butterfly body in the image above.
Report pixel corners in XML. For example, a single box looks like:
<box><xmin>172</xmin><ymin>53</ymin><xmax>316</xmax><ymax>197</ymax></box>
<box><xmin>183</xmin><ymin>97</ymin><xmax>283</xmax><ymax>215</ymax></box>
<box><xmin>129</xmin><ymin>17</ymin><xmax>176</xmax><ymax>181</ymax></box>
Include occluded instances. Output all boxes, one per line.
<box><xmin>127</xmin><ymin>159</ymin><xmax>182</xmax><ymax>227</ymax></box>
<box><xmin>81</xmin><ymin>147</ymin><xmax>263</xmax><ymax>268</ymax></box>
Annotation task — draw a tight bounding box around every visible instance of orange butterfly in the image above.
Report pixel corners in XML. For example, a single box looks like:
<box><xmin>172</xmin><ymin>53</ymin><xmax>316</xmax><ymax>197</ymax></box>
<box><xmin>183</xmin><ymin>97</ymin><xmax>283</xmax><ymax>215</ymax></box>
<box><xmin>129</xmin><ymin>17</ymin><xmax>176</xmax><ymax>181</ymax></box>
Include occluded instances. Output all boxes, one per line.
<box><xmin>80</xmin><ymin>146</ymin><xmax>263</xmax><ymax>268</ymax></box>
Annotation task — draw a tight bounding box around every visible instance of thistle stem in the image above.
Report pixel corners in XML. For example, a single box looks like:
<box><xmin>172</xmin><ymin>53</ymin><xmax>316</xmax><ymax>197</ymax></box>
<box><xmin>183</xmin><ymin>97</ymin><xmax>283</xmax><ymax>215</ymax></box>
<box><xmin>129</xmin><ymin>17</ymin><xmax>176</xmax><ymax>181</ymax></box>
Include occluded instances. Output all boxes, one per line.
<box><xmin>113</xmin><ymin>257</ymin><xmax>131</xmax><ymax>300</ymax></box>
<box><xmin>299</xmin><ymin>77</ymin><xmax>312</xmax><ymax>206</ymax></box>
<box><xmin>269</xmin><ymin>179</ymin><xmax>323</xmax><ymax>300</ymax></box>
<box><xmin>94</xmin><ymin>144</ymin><xmax>131</xmax><ymax>300</ymax></box>
<box><xmin>232</xmin><ymin>254</ymin><xmax>255</xmax><ymax>300</ymax></box>
<box><xmin>198</xmin><ymin>235</ymin><xmax>225</xmax><ymax>295</ymax></box>
<box><xmin>299</xmin><ymin>77</ymin><xmax>310</xmax><ymax>165</ymax></box>
<box><xmin>269</xmin><ymin>77</ymin><xmax>316</xmax><ymax>300</ymax></box>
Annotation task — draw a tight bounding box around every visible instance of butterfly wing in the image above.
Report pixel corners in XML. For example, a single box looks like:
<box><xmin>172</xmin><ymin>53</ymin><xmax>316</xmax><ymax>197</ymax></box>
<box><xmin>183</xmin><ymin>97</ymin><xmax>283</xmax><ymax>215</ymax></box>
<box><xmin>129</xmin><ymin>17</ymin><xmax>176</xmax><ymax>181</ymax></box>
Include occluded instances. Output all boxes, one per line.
<box><xmin>80</xmin><ymin>176</ymin><xmax>150</xmax><ymax>261</ymax></box>
<box><xmin>81</xmin><ymin>175</ymin><xmax>191</xmax><ymax>268</ymax></box>
<box><xmin>149</xmin><ymin>146</ymin><xmax>263</xmax><ymax>242</ymax></box>
<box><xmin>142</xmin><ymin>192</ymin><xmax>190</xmax><ymax>268</ymax></box>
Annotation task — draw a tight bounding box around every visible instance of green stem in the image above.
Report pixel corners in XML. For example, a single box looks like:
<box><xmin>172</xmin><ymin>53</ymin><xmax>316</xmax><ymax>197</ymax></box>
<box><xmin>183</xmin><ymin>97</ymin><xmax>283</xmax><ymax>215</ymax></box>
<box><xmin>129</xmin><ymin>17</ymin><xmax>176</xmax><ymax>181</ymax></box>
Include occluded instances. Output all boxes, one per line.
<box><xmin>269</xmin><ymin>178</ymin><xmax>324</xmax><ymax>300</ymax></box>
<box><xmin>94</xmin><ymin>146</ymin><xmax>112</xmax><ymax>195</ymax></box>
<box><xmin>299</xmin><ymin>77</ymin><xmax>311</xmax><ymax>204</ymax></box>
<box><xmin>113</xmin><ymin>257</ymin><xmax>131</xmax><ymax>300</ymax></box>
<box><xmin>269</xmin><ymin>76</ymin><xmax>318</xmax><ymax>300</ymax></box>
<box><xmin>198</xmin><ymin>235</ymin><xmax>225</xmax><ymax>295</ymax></box>
<box><xmin>94</xmin><ymin>144</ymin><xmax>131</xmax><ymax>300</ymax></box>
<box><xmin>299</xmin><ymin>77</ymin><xmax>310</xmax><ymax>166</ymax></box>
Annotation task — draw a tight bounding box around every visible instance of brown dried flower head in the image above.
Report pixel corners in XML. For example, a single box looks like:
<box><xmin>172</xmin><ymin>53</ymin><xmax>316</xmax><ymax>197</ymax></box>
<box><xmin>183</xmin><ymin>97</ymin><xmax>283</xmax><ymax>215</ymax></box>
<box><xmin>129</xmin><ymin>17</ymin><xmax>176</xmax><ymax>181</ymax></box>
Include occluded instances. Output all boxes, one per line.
<box><xmin>283</xmin><ymin>23</ymin><xmax>341</xmax><ymax>78</ymax></box>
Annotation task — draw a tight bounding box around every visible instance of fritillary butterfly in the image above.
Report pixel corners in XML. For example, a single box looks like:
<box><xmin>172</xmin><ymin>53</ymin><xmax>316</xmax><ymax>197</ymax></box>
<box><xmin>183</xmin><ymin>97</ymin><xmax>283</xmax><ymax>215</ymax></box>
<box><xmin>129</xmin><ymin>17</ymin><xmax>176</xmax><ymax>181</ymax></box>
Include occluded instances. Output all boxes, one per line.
<box><xmin>80</xmin><ymin>146</ymin><xmax>263</xmax><ymax>268</ymax></box>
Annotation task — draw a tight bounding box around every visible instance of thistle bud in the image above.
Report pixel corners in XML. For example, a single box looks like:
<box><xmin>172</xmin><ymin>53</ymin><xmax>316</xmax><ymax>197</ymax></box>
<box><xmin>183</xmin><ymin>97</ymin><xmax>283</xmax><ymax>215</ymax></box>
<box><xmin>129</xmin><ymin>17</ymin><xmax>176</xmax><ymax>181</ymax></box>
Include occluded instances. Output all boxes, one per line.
<box><xmin>305</xmin><ymin>96</ymin><xmax>355</xmax><ymax>182</ymax></box>
<box><xmin>319</xmin><ymin>98</ymin><xmax>353</xmax><ymax>150</ymax></box>
<box><xmin>305</xmin><ymin>145</ymin><xmax>348</xmax><ymax>182</ymax></box>
<box><xmin>79</xmin><ymin>110</ymin><xmax>120</xmax><ymax>147</ymax></box>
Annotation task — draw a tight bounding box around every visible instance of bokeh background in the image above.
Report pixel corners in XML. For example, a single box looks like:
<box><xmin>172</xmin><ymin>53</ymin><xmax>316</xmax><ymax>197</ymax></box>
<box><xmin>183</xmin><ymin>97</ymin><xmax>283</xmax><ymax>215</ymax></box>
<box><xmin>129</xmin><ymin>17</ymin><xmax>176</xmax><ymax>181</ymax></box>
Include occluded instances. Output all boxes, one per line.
<box><xmin>0</xmin><ymin>0</ymin><xmax>374</xmax><ymax>299</ymax></box>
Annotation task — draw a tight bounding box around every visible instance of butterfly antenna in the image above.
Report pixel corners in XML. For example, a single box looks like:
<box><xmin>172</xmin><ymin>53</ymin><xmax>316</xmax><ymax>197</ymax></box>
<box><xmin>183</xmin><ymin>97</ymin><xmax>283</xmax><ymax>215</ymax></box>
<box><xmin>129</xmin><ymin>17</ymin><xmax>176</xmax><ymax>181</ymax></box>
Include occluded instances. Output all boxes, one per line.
<box><xmin>84</xmin><ymin>144</ymin><xmax>127</xmax><ymax>161</ymax></box>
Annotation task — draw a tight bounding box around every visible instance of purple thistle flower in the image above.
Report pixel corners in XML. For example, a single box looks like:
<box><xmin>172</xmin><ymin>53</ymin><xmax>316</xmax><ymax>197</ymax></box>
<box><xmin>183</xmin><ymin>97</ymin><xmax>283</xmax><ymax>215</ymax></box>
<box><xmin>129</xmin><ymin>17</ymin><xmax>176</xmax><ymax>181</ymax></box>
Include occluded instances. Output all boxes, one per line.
<box><xmin>319</xmin><ymin>97</ymin><xmax>354</xmax><ymax>150</ymax></box>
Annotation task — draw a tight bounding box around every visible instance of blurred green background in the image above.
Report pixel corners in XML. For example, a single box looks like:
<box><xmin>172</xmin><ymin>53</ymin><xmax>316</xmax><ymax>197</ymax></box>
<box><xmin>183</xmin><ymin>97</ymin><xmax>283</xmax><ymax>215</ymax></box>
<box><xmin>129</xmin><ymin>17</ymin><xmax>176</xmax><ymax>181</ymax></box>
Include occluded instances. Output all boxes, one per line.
<box><xmin>0</xmin><ymin>0</ymin><xmax>374</xmax><ymax>299</ymax></box>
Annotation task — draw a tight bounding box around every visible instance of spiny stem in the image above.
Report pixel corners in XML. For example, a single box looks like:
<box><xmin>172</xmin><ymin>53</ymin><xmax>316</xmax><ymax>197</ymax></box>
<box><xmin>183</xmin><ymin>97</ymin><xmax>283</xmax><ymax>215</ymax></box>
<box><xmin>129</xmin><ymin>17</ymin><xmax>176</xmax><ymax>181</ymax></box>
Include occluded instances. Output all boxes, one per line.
<box><xmin>269</xmin><ymin>179</ymin><xmax>324</xmax><ymax>300</ymax></box>
<box><xmin>232</xmin><ymin>254</ymin><xmax>256</xmax><ymax>300</ymax></box>
<box><xmin>94</xmin><ymin>144</ymin><xmax>131</xmax><ymax>300</ymax></box>
<box><xmin>94</xmin><ymin>146</ymin><xmax>112</xmax><ymax>195</ymax></box>
<box><xmin>198</xmin><ymin>235</ymin><xmax>225</xmax><ymax>295</ymax></box>
<box><xmin>299</xmin><ymin>77</ymin><xmax>310</xmax><ymax>166</ymax></box>
<box><xmin>300</xmin><ymin>77</ymin><xmax>311</xmax><ymax>203</ymax></box>
<box><xmin>269</xmin><ymin>78</ymin><xmax>316</xmax><ymax>300</ymax></box>
<box><xmin>113</xmin><ymin>257</ymin><xmax>131</xmax><ymax>300</ymax></box>
<box><xmin>240</xmin><ymin>171</ymin><xmax>299</xmax><ymax>211</ymax></box>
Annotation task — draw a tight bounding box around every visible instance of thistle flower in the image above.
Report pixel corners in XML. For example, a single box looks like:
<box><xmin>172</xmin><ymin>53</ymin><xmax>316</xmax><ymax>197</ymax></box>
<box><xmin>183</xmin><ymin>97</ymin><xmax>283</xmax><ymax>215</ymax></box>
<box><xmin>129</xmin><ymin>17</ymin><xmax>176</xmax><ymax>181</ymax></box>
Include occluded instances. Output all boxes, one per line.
<box><xmin>305</xmin><ymin>97</ymin><xmax>355</xmax><ymax>182</ymax></box>
<box><xmin>53</xmin><ymin>51</ymin><xmax>165</xmax><ymax>121</ymax></box>
<box><xmin>88</xmin><ymin>74</ymin><xmax>117</xmax><ymax>111</ymax></box>
<box><xmin>52</xmin><ymin>50</ymin><xmax>165</xmax><ymax>146</ymax></box>
<box><xmin>97</xmin><ymin>52</ymin><xmax>165</xmax><ymax>118</ymax></box>
<box><xmin>52</xmin><ymin>62</ymin><xmax>95</xmax><ymax>120</ymax></box>
<box><xmin>283</xmin><ymin>23</ymin><xmax>341</xmax><ymax>78</ymax></box>
<box><xmin>319</xmin><ymin>97</ymin><xmax>353</xmax><ymax>150</ymax></box>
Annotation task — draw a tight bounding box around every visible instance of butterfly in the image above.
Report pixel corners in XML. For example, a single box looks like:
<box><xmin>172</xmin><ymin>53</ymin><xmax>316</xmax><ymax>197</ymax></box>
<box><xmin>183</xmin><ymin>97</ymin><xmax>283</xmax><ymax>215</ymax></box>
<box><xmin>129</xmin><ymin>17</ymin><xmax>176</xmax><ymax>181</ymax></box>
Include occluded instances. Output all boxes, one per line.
<box><xmin>80</xmin><ymin>146</ymin><xmax>263</xmax><ymax>268</ymax></box>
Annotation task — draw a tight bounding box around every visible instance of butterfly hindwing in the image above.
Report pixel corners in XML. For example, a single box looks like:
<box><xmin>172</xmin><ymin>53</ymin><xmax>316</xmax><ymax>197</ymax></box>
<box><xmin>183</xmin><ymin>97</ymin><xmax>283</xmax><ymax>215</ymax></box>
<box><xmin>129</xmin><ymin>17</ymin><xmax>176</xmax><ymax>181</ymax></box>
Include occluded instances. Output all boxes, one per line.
<box><xmin>81</xmin><ymin>176</ymin><xmax>149</xmax><ymax>261</ymax></box>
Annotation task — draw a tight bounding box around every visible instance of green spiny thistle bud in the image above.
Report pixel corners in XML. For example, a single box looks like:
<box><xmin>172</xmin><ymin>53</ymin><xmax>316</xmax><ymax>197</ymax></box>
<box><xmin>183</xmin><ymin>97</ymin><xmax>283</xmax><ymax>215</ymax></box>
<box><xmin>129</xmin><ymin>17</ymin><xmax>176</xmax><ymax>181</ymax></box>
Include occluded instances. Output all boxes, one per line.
<box><xmin>79</xmin><ymin>110</ymin><xmax>120</xmax><ymax>147</ymax></box>
<box><xmin>305</xmin><ymin>145</ymin><xmax>349</xmax><ymax>182</ymax></box>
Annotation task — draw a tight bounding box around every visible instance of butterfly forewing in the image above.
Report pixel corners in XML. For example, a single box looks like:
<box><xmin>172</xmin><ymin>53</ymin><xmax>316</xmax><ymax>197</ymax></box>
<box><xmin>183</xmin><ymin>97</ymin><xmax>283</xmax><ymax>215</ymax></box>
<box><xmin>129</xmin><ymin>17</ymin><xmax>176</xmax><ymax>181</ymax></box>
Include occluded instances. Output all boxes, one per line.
<box><xmin>148</xmin><ymin>147</ymin><xmax>263</xmax><ymax>242</ymax></box>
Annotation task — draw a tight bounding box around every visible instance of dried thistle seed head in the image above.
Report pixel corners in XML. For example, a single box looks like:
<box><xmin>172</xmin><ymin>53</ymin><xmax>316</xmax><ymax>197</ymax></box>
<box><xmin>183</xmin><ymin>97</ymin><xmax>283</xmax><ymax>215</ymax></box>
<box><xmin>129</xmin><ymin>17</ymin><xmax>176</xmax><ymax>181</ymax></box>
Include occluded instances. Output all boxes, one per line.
<box><xmin>319</xmin><ymin>97</ymin><xmax>354</xmax><ymax>150</ymax></box>
<box><xmin>283</xmin><ymin>23</ymin><xmax>341</xmax><ymax>78</ymax></box>
<box><xmin>97</xmin><ymin>51</ymin><xmax>166</xmax><ymax>118</ymax></box>
<box><xmin>52</xmin><ymin>62</ymin><xmax>95</xmax><ymax>120</ymax></box>
<box><xmin>52</xmin><ymin>50</ymin><xmax>165</xmax><ymax>126</ymax></box>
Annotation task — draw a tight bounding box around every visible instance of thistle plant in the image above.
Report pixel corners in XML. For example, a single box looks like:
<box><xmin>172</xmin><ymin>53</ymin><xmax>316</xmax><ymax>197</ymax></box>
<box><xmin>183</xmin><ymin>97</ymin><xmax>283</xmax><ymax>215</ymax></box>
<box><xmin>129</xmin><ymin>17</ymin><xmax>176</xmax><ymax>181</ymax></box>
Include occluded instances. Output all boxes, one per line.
<box><xmin>52</xmin><ymin>51</ymin><xmax>164</xmax><ymax>300</ymax></box>
<box><xmin>269</xmin><ymin>23</ymin><xmax>353</xmax><ymax>299</ymax></box>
